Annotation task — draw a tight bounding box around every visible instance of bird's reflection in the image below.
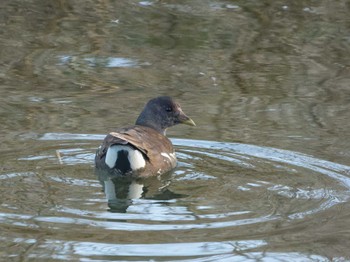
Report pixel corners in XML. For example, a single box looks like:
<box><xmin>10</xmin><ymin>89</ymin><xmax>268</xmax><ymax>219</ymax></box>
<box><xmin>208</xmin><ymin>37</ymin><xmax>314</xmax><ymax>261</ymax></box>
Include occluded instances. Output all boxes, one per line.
<box><xmin>95</xmin><ymin>170</ymin><xmax>186</xmax><ymax>212</ymax></box>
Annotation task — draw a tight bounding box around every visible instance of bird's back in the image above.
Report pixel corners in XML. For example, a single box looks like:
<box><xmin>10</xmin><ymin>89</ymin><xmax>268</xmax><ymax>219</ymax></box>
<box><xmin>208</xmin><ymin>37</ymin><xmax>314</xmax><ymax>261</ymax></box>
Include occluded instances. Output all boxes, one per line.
<box><xmin>95</xmin><ymin>125</ymin><xmax>177</xmax><ymax>177</ymax></box>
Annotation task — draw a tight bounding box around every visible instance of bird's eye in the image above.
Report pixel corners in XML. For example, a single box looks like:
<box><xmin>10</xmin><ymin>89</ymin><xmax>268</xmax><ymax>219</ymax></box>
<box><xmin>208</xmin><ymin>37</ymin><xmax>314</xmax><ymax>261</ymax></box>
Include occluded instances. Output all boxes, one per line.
<box><xmin>165</xmin><ymin>107</ymin><xmax>173</xmax><ymax>112</ymax></box>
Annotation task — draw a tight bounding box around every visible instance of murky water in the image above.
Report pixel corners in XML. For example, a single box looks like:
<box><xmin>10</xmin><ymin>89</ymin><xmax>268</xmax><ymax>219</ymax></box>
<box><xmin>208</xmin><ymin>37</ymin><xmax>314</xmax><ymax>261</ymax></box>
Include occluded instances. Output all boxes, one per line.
<box><xmin>1</xmin><ymin>0</ymin><xmax>350</xmax><ymax>261</ymax></box>
<box><xmin>2</xmin><ymin>132</ymin><xmax>350</xmax><ymax>261</ymax></box>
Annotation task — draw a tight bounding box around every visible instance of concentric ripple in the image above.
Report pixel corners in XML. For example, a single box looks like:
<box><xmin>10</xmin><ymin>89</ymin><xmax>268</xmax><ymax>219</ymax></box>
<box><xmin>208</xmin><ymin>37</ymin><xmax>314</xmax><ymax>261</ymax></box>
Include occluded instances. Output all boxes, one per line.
<box><xmin>0</xmin><ymin>133</ymin><xmax>349</xmax><ymax>261</ymax></box>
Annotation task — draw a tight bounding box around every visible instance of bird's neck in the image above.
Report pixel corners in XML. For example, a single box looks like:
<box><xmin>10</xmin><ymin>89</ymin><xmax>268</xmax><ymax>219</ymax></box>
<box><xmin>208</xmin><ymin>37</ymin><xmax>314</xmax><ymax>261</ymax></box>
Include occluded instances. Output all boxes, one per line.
<box><xmin>135</xmin><ymin>115</ymin><xmax>167</xmax><ymax>136</ymax></box>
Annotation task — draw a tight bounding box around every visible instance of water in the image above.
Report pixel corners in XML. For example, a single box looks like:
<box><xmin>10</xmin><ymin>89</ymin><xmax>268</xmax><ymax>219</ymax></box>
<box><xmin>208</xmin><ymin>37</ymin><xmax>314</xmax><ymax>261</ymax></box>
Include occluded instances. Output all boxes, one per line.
<box><xmin>1</xmin><ymin>0</ymin><xmax>350</xmax><ymax>261</ymax></box>
<box><xmin>1</xmin><ymin>133</ymin><xmax>349</xmax><ymax>260</ymax></box>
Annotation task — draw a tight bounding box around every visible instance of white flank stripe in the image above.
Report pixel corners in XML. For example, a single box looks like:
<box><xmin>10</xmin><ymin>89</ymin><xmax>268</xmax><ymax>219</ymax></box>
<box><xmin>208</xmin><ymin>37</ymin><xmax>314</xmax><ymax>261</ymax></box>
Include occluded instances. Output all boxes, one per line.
<box><xmin>161</xmin><ymin>152</ymin><xmax>176</xmax><ymax>161</ymax></box>
<box><xmin>105</xmin><ymin>145</ymin><xmax>146</xmax><ymax>170</ymax></box>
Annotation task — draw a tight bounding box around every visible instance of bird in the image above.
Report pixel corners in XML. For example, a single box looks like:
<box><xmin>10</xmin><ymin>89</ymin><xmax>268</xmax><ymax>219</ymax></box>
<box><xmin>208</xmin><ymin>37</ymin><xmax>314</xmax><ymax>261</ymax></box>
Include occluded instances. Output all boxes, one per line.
<box><xmin>95</xmin><ymin>96</ymin><xmax>196</xmax><ymax>177</ymax></box>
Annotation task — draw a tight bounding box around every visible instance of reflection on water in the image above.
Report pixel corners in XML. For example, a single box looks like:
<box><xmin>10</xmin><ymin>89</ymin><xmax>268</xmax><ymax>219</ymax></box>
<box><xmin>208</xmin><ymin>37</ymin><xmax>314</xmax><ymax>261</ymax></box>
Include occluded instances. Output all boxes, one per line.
<box><xmin>1</xmin><ymin>0</ymin><xmax>350</xmax><ymax>260</ymax></box>
<box><xmin>1</xmin><ymin>133</ymin><xmax>349</xmax><ymax>260</ymax></box>
<box><xmin>58</xmin><ymin>55</ymin><xmax>141</xmax><ymax>68</ymax></box>
<box><xmin>96</xmin><ymin>170</ymin><xmax>186</xmax><ymax>213</ymax></box>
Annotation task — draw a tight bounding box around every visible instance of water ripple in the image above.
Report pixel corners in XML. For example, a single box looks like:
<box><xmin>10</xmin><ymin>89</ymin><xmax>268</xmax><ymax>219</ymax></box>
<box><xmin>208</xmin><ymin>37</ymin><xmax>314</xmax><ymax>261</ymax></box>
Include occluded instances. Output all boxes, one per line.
<box><xmin>1</xmin><ymin>132</ymin><xmax>349</xmax><ymax>260</ymax></box>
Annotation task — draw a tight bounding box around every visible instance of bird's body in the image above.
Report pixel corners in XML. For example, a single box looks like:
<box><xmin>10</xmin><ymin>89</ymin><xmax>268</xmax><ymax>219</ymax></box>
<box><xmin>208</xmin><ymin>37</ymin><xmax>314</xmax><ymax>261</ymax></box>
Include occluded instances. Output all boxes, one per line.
<box><xmin>95</xmin><ymin>96</ymin><xmax>195</xmax><ymax>177</ymax></box>
<box><xmin>95</xmin><ymin>125</ymin><xmax>176</xmax><ymax>177</ymax></box>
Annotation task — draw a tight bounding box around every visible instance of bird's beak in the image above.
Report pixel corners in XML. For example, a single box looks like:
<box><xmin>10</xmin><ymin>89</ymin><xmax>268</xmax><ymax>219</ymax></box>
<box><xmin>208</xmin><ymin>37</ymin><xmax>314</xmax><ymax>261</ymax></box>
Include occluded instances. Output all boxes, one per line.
<box><xmin>178</xmin><ymin>110</ymin><xmax>196</xmax><ymax>126</ymax></box>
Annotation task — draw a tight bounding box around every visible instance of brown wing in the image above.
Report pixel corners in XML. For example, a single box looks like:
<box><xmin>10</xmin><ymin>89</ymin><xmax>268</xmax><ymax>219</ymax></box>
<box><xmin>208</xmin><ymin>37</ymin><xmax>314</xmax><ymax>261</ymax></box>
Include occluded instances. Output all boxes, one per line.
<box><xmin>95</xmin><ymin>125</ymin><xmax>176</xmax><ymax>176</ymax></box>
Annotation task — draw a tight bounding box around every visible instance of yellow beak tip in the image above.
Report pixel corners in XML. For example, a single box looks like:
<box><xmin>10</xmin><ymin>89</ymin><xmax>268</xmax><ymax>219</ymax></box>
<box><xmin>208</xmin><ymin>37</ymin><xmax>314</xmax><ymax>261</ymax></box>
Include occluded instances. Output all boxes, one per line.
<box><xmin>182</xmin><ymin>118</ymin><xmax>196</xmax><ymax>127</ymax></box>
